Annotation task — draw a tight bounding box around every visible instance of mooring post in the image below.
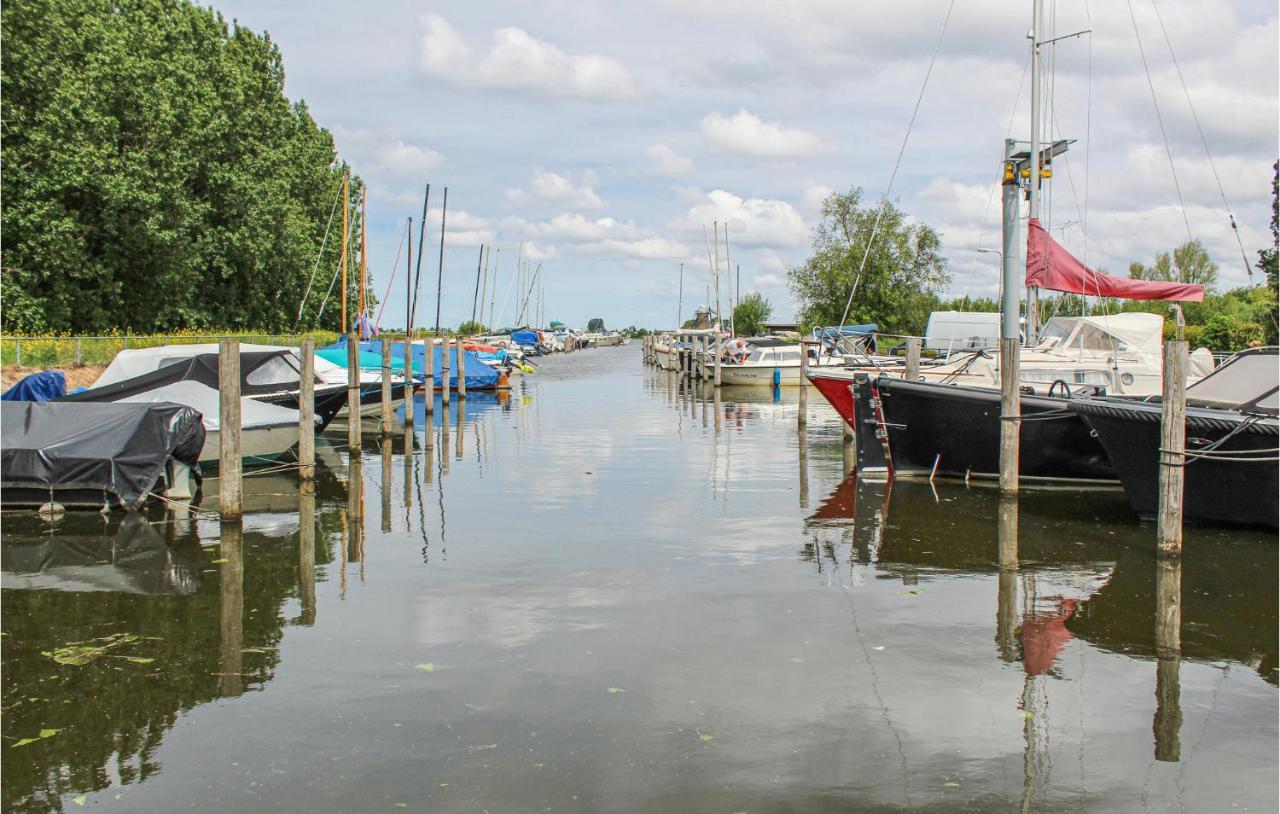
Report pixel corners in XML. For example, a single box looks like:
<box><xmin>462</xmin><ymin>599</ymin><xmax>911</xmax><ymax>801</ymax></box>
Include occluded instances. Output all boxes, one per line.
<box><xmin>403</xmin><ymin>333</ymin><xmax>415</xmax><ymax>427</ymax></box>
<box><xmin>842</xmin><ymin>421</ymin><xmax>855</xmax><ymax>474</ymax></box>
<box><xmin>999</xmin><ymin>339</ymin><xmax>1021</xmax><ymax>495</ymax></box>
<box><xmin>1154</xmin><ymin>557</ymin><xmax>1183</xmax><ymax>761</ymax></box>
<box><xmin>905</xmin><ymin>337</ymin><xmax>922</xmax><ymax>380</ymax></box>
<box><xmin>298</xmin><ymin>340</ymin><xmax>316</xmax><ymax>479</ymax></box>
<box><xmin>714</xmin><ymin>331</ymin><xmax>722</xmax><ymax>387</ymax></box>
<box><xmin>441</xmin><ymin>337</ymin><xmax>452</xmax><ymax>406</ymax></box>
<box><xmin>380</xmin><ymin>338</ymin><xmax>392</xmax><ymax>433</ymax></box>
<box><xmin>1158</xmin><ymin>340</ymin><xmax>1188</xmax><ymax>556</ymax></box>
<box><xmin>423</xmin><ymin>337</ymin><xmax>434</xmax><ymax>415</ymax></box>
<box><xmin>456</xmin><ymin>340</ymin><xmax>467</xmax><ymax>399</ymax></box>
<box><xmin>218</xmin><ymin>340</ymin><xmax>242</xmax><ymax>520</ymax></box>
<box><xmin>798</xmin><ymin>340</ymin><xmax>809</xmax><ymax>429</ymax></box>
<box><xmin>346</xmin><ymin>332</ymin><xmax>361</xmax><ymax>450</ymax></box>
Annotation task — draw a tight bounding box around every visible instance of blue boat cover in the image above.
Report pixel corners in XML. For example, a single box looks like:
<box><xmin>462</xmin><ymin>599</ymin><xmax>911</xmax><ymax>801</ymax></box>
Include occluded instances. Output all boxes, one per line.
<box><xmin>316</xmin><ymin>347</ymin><xmax>406</xmax><ymax>372</ymax></box>
<box><xmin>2</xmin><ymin>371</ymin><xmax>67</xmax><ymax>402</ymax></box>
<box><xmin>327</xmin><ymin>338</ymin><xmax>499</xmax><ymax>390</ymax></box>
<box><xmin>511</xmin><ymin>330</ymin><xmax>539</xmax><ymax>347</ymax></box>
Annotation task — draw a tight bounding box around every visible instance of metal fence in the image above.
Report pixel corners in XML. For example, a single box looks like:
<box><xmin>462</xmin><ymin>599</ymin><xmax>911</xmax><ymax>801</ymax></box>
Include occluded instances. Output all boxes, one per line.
<box><xmin>0</xmin><ymin>333</ymin><xmax>341</xmax><ymax>369</ymax></box>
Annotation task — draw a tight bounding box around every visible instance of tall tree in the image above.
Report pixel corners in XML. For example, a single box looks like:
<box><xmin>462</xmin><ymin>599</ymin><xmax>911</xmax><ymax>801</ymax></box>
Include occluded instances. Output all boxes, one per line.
<box><xmin>587</xmin><ymin>317</ymin><xmax>605</xmax><ymax>332</ymax></box>
<box><xmin>788</xmin><ymin>188</ymin><xmax>948</xmax><ymax>335</ymax></box>
<box><xmin>732</xmin><ymin>292</ymin><xmax>772</xmax><ymax>336</ymax></box>
<box><xmin>1</xmin><ymin>0</ymin><xmax>359</xmax><ymax>334</ymax></box>
<box><xmin>1128</xmin><ymin>239</ymin><xmax>1218</xmax><ymax>288</ymax></box>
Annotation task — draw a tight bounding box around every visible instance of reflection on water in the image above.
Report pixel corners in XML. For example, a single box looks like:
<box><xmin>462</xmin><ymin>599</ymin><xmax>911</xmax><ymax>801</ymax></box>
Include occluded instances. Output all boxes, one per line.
<box><xmin>2</xmin><ymin>346</ymin><xmax>1276</xmax><ymax>813</ymax></box>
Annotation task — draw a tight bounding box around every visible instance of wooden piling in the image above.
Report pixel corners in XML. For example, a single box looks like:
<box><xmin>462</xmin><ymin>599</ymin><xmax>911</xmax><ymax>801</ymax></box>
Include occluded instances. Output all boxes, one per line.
<box><xmin>423</xmin><ymin>337</ymin><xmax>434</xmax><ymax>414</ymax></box>
<box><xmin>842</xmin><ymin>421</ymin><xmax>855</xmax><ymax>474</ymax></box>
<box><xmin>1158</xmin><ymin>340</ymin><xmax>1188</xmax><ymax>557</ymax></box>
<box><xmin>441</xmin><ymin>338</ymin><xmax>452</xmax><ymax>406</ymax></box>
<box><xmin>380</xmin><ymin>338</ymin><xmax>392</xmax><ymax>433</ymax></box>
<box><xmin>456</xmin><ymin>340</ymin><xmax>467</xmax><ymax>399</ymax></box>
<box><xmin>798</xmin><ymin>340</ymin><xmax>809</xmax><ymax>429</ymax></box>
<box><xmin>403</xmin><ymin>334</ymin><xmax>415</xmax><ymax>426</ymax></box>
<box><xmin>298</xmin><ymin>340</ymin><xmax>316</xmax><ymax>479</ymax></box>
<box><xmin>904</xmin><ymin>337</ymin><xmax>922</xmax><ymax>381</ymax></box>
<box><xmin>999</xmin><ymin>337</ymin><xmax>1021</xmax><ymax>495</ymax></box>
<box><xmin>347</xmin><ymin>332</ymin><xmax>361</xmax><ymax>449</ymax></box>
<box><xmin>218</xmin><ymin>341</ymin><xmax>242</xmax><ymax>520</ymax></box>
<box><xmin>713</xmin><ymin>332</ymin><xmax>722</xmax><ymax>387</ymax></box>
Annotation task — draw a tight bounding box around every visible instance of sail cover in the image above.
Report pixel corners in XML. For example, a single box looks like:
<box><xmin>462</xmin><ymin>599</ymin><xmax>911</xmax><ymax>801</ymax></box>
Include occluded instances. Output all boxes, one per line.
<box><xmin>1026</xmin><ymin>218</ymin><xmax>1205</xmax><ymax>302</ymax></box>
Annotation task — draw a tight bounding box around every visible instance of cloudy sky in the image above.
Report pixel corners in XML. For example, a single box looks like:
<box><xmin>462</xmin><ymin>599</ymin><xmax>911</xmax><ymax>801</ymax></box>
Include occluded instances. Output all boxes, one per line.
<box><xmin>215</xmin><ymin>0</ymin><xmax>1277</xmax><ymax>330</ymax></box>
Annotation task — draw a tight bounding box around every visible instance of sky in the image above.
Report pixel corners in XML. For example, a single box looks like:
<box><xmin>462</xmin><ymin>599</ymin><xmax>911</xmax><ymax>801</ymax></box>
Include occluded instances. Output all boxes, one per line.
<box><xmin>212</xmin><ymin>0</ymin><xmax>1278</xmax><ymax>331</ymax></box>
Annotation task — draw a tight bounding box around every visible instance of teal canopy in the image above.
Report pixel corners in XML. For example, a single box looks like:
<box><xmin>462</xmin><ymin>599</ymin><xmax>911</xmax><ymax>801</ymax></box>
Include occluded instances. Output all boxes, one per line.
<box><xmin>316</xmin><ymin>347</ymin><xmax>406</xmax><ymax>372</ymax></box>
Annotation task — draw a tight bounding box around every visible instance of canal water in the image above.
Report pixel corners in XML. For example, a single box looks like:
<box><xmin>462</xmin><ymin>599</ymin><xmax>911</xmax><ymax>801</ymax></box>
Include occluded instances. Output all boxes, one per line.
<box><xmin>2</xmin><ymin>344</ymin><xmax>1275</xmax><ymax>812</ymax></box>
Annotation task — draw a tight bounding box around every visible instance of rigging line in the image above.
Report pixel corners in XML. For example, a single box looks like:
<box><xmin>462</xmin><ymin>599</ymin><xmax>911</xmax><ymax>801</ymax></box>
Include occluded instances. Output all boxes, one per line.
<box><xmin>1083</xmin><ymin>0</ymin><xmax>1093</xmax><ymax>239</ymax></box>
<box><xmin>314</xmin><ymin>255</ymin><xmax>344</xmax><ymax>330</ymax></box>
<box><xmin>374</xmin><ymin>218</ymin><xmax>411</xmax><ymax>326</ymax></box>
<box><xmin>1149</xmin><ymin>0</ymin><xmax>1254</xmax><ymax>283</ymax></box>
<box><xmin>838</xmin><ymin>0</ymin><xmax>958</xmax><ymax>329</ymax></box>
<box><xmin>293</xmin><ymin>174</ymin><xmax>345</xmax><ymax>333</ymax></box>
<box><xmin>1126</xmin><ymin>0</ymin><xmax>1194</xmax><ymax>243</ymax></box>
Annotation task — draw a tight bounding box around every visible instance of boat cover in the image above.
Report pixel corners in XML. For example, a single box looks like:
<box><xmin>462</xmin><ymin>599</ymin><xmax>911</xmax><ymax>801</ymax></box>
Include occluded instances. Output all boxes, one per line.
<box><xmin>2</xmin><ymin>371</ymin><xmax>66</xmax><ymax>402</ymax></box>
<box><xmin>93</xmin><ymin>344</ymin><xmax>347</xmax><ymax>387</ymax></box>
<box><xmin>511</xmin><ymin>330</ymin><xmax>539</xmax><ymax>347</ymax></box>
<box><xmin>117</xmin><ymin>380</ymin><xmax>300</xmax><ymax>429</ymax></box>
<box><xmin>316</xmin><ymin>347</ymin><xmax>407</xmax><ymax>373</ymax></box>
<box><xmin>67</xmin><ymin>351</ymin><xmax>317</xmax><ymax>401</ymax></box>
<box><xmin>1</xmin><ymin>402</ymin><xmax>205</xmax><ymax>509</ymax></box>
<box><xmin>332</xmin><ymin>338</ymin><xmax>500</xmax><ymax>389</ymax></box>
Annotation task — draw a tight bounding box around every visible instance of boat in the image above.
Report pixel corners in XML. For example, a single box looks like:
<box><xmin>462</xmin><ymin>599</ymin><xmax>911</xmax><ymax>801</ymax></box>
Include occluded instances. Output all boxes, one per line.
<box><xmin>1070</xmin><ymin>347</ymin><xmax>1278</xmax><ymax>528</ymax></box>
<box><xmin>1</xmin><ymin>401</ymin><xmax>204</xmax><ymax>509</ymax></box>
<box><xmin>717</xmin><ymin>336</ymin><xmax>853</xmax><ymax>387</ymax></box>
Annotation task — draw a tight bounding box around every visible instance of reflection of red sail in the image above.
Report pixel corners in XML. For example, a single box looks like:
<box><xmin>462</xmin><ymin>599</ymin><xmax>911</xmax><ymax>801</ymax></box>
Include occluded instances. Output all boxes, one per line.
<box><xmin>811</xmin><ymin>477</ymin><xmax>858</xmax><ymax>524</ymax></box>
<box><xmin>1020</xmin><ymin>599</ymin><xmax>1078</xmax><ymax>676</ymax></box>
<box><xmin>1026</xmin><ymin>219</ymin><xmax>1204</xmax><ymax>302</ymax></box>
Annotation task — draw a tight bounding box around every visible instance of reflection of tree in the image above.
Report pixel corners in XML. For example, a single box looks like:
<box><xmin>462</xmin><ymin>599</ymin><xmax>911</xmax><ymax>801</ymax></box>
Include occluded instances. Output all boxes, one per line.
<box><xmin>1</xmin><ymin>503</ymin><xmax>340</xmax><ymax>812</ymax></box>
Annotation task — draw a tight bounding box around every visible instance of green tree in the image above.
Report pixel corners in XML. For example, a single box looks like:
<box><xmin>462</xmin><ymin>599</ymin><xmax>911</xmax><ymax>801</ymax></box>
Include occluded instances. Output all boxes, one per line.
<box><xmin>587</xmin><ymin>317</ymin><xmax>605</xmax><ymax>332</ymax></box>
<box><xmin>732</xmin><ymin>292</ymin><xmax>772</xmax><ymax>336</ymax></box>
<box><xmin>457</xmin><ymin>321</ymin><xmax>484</xmax><ymax>336</ymax></box>
<box><xmin>788</xmin><ymin>188</ymin><xmax>949</xmax><ymax>335</ymax></box>
<box><xmin>1128</xmin><ymin>239</ymin><xmax>1219</xmax><ymax>289</ymax></box>
<box><xmin>1</xmin><ymin>0</ymin><xmax>357</xmax><ymax>334</ymax></box>
<box><xmin>1259</xmin><ymin>161</ymin><xmax>1279</xmax><ymax>290</ymax></box>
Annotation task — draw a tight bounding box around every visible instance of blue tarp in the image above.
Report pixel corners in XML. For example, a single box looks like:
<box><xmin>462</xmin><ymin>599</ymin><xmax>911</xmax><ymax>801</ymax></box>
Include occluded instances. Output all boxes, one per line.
<box><xmin>511</xmin><ymin>330</ymin><xmax>539</xmax><ymax>347</ymax></box>
<box><xmin>326</xmin><ymin>338</ymin><xmax>500</xmax><ymax>390</ymax></box>
<box><xmin>2</xmin><ymin>370</ymin><xmax>66</xmax><ymax>402</ymax></box>
<box><xmin>316</xmin><ymin>347</ymin><xmax>406</xmax><ymax>372</ymax></box>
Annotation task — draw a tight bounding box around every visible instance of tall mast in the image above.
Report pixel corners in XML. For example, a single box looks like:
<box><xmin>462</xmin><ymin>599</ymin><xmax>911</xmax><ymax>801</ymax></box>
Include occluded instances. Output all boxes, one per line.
<box><xmin>358</xmin><ymin>185</ymin><xmax>368</xmax><ymax>330</ymax></box>
<box><xmin>488</xmin><ymin>248</ymin><xmax>500</xmax><ymax>329</ymax></box>
<box><xmin>713</xmin><ymin>220</ymin><xmax>722</xmax><ymax>335</ymax></box>
<box><xmin>435</xmin><ymin>187</ymin><xmax>448</xmax><ymax>335</ymax></box>
<box><xmin>677</xmin><ymin>262</ymin><xmax>684</xmax><ymax>329</ymax></box>
<box><xmin>340</xmin><ymin>173</ymin><xmax>349</xmax><ymax>333</ymax></box>
<box><xmin>409</xmin><ymin>184</ymin><xmax>430</xmax><ymax>334</ymax></box>
<box><xmin>723</xmin><ymin>222</ymin><xmax>733</xmax><ymax>337</ymax></box>
<box><xmin>471</xmin><ymin>244</ymin><xmax>484</xmax><ymax>326</ymax></box>
<box><xmin>1027</xmin><ymin>0</ymin><xmax>1043</xmax><ymax>344</ymax></box>
<box><xmin>406</xmin><ymin>216</ymin><xmax>413</xmax><ymax>335</ymax></box>
<box><xmin>478</xmin><ymin>245</ymin><xmax>490</xmax><ymax>331</ymax></box>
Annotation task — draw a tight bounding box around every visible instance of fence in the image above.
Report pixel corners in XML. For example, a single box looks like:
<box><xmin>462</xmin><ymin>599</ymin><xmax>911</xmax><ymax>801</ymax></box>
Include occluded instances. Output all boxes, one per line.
<box><xmin>0</xmin><ymin>332</ymin><xmax>341</xmax><ymax>369</ymax></box>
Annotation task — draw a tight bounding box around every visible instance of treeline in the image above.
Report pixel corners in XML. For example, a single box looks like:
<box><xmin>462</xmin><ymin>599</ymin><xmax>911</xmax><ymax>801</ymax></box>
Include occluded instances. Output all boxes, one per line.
<box><xmin>1</xmin><ymin>0</ymin><xmax>361</xmax><ymax>335</ymax></box>
<box><xmin>791</xmin><ymin>178</ymin><xmax>1280</xmax><ymax>352</ymax></box>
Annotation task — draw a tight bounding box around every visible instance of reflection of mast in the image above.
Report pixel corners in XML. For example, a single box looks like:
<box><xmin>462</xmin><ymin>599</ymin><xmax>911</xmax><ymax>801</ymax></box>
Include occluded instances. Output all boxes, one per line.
<box><xmin>1154</xmin><ymin>559</ymin><xmax>1183</xmax><ymax>761</ymax></box>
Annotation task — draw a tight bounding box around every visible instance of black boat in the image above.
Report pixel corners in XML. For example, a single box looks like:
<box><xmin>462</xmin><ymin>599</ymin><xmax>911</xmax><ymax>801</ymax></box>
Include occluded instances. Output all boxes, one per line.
<box><xmin>866</xmin><ymin>375</ymin><xmax>1116</xmax><ymax>483</ymax></box>
<box><xmin>1070</xmin><ymin>348</ymin><xmax>1278</xmax><ymax>528</ymax></box>
<box><xmin>63</xmin><ymin>350</ymin><xmax>351</xmax><ymax>429</ymax></box>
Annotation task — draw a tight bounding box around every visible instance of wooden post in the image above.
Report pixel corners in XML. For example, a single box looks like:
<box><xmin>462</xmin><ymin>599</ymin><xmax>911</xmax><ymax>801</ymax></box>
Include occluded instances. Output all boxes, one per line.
<box><xmin>441</xmin><ymin>338</ymin><xmax>452</xmax><ymax>406</ymax></box>
<box><xmin>842</xmin><ymin>421</ymin><xmax>855</xmax><ymax>475</ymax></box>
<box><xmin>713</xmin><ymin>331</ymin><xmax>722</xmax><ymax>386</ymax></box>
<box><xmin>1158</xmin><ymin>340</ymin><xmax>1188</xmax><ymax>556</ymax></box>
<box><xmin>999</xmin><ymin>337</ymin><xmax>1021</xmax><ymax>495</ymax></box>
<box><xmin>456</xmin><ymin>340</ymin><xmax>467</xmax><ymax>399</ymax></box>
<box><xmin>403</xmin><ymin>334</ymin><xmax>415</xmax><ymax>427</ymax></box>
<box><xmin>1154</xmin><ymin>558</ymin><xmax>1183</xmax><ymax>761</ymax></box>
<box><xmin>905</xmin><ymin>337</ymin><xmax>922</xmax><ymax>380</ymax></box>
<box><xmin>347</xmin><ymin>332</ymin><xmax>361</xmax><ymax>449</ymax></box>
<box><xmin>298</xmin><ymin>340</ymin><xmax>315</xmax><ymax>479</ymax></box>
<box><xmin>798</xmin><ymin>340</ymin><xmax>809</xmax><ymax>429</ymax></box>
<box><xmin>423</xmin><ymin>337</ymin><xmax>434</xmax><ymax>414</ymax></box>
<box><xmin>218</xmin><ymin>340</ymin><xmax>242</xmax><ymax>520</ymax></box>
<box><xmin>380</xmin><ymin>338</ymin><xmax>392</xmax><ymax>433</ymax></box>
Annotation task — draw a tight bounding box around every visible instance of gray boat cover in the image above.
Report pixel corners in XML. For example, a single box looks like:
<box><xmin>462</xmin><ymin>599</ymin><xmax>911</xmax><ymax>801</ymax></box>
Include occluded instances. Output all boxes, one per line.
<box><xmin>1</xmin><ymin>402</ymin><xmax>205</xmax><ymax>509</ymax></box>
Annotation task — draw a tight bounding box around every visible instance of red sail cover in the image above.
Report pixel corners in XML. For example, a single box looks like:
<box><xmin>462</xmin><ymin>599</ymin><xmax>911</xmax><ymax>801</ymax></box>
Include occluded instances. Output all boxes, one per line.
<box><xmin>1025</xmin><ymin>218</ymin><xmax>1205</xmax><ymax>302</ymax></box>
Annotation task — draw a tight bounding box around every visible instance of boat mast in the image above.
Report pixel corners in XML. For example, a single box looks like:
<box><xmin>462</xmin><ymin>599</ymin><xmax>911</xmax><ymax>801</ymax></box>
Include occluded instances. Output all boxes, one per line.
<box><xmin>406</xmin><ymin>216</ymin><xmax>413</xmax><ymax>336</ymax></box>
<box><xmin>340</xmin><ymin>173</ymin><xmax>349</xmax><ymax>333</ymax></box>
<box><xmin>471</xmin><ymin>244</ymin><xmax>484</xmax><ymax>327</ymax></box>
<box><xmin>724</xmin><ymin>222</ymin><xmax>733</xmax><ymax>338</ymax></box>
<box><xmin>435</xmin><ymin>186</ymin><xmax>448</xmax><ymax>335</ymax></box>
<box><xmin>359</xmin><ymin>185</ymin><xmax>368</xmax><ymax>332</ymax></box>
<box><xmin>677</xmin><ymin>262</ymin><xmax>684</xmax><ymax>330</ymax></box>
<box><xmin>1027</xmin><ymin>0</ymin><xmax>1043</xmax><ymax>346</ymax></box>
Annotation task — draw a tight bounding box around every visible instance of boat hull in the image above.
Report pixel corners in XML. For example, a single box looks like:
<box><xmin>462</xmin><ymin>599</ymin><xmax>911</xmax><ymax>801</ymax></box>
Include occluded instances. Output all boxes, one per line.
<box><xmin>201</xmin><ymin>423</ymin><xmax>300</xmax><ymax>468</ymax></box>
<box><xmin>1072</xmin><ymin>400</ymin><xmax>1279</xmax><ymax>528</ymax></box>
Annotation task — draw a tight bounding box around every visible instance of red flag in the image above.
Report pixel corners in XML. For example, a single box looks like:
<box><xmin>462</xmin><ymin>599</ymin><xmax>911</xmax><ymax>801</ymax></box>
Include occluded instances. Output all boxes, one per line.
<box><xmin>1026</xmin><ymin>219</ymin><xmax>1205</xmax><ymax>302</ymax></box>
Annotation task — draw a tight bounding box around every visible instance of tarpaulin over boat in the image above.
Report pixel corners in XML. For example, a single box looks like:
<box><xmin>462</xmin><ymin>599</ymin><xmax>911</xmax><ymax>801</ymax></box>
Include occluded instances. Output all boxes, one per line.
<box><xmin>66</xmin><ymin>351</ymin><xmax>319</xmax><ymax>401</ymax></box>
<box><xmin>315</xmin><ymin>347</ymin><xmax>406</xmax><ymax>373</ymax></box>
<box><xmin>330</xmin><ymin>338</ymin><xmax>500</xmax><ymax>390</ymax></box>
<box><xmin>1026</xmin><ymin>218</ymin><xmax>1205</xmax><ymax>302</ymax></box>
<box><xmin>1</xmin><ymin>402</ymin><xmax>205</xmax><ymax>510</ymax></box>
<box><xmin>1</xmin><ymin>370</ymin><xmax>66</xmax><ymax>402</ymax></box>
<box><xmin>511</xmin><ymin>331</ymin><xmax>539</xmax><ymax>347</ymax></box>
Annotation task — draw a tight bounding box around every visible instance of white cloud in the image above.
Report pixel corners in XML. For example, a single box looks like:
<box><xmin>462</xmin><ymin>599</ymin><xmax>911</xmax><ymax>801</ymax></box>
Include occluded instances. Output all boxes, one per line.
<box><xmin>700</xmin><ymin>109</ymin><xmax>831</xmax><ymax>157</ymax></box>
<box><xmin>512</xmin><ymin>213</ymin><xmax>688</xmax><ymax>260</ymax></box>
<box><xmin>647</xmin><ymin>144</ymin><xmax>695</xmax><ymax>175</ymax></box>
<box><xmin>671</xmin><ymin>189</ymin><xmax>809</xmax><ymax>248</ymax></box>
<box><xmin>802</xmin><ymin>183</ymin><xmax>833</xmax><ymax>213</ymax></box>
<box><xmin>752</xmin><ymin>273</ymin><xmax>784</xmax><ymax>288</ymax></box>
<box><xmin>507</xmin><ymin>170</ymin><xmax>604</xmax><ymax>210</ymax></box>
<box><xmin>423</xmin><ymin>207</ymin><xmax>493</xmax><ymax>247</ymax></box>
<box><xmin>523</xmin><ymin>241</ymin><xmax>558</xmax><ymax>261</ymax></box>
<box><xmin>418</xmin><ymin>14</ymin><xmax>637</xmax><ymax>102</ymax></box>
<box><xmin>377</xmin><ymin>140</ymin><xmax>446</xmax><ymax>176</ymax></box>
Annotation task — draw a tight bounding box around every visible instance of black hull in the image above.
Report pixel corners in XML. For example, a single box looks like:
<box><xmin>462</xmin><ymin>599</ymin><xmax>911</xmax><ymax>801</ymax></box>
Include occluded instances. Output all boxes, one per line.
<box><xmin>1072</xmin><ymin>400</ymin><xmax>1279</xmax><ymax>529</ymax></box>
<box><xmin>874</xmin><ymin>377</ymin><xmax>1116</xmax><ymax>482</ymax></box>
<box><xmin>850</xmin><ymin>375</ymin><xmax>890</xmax><ymax>474</ymax></box>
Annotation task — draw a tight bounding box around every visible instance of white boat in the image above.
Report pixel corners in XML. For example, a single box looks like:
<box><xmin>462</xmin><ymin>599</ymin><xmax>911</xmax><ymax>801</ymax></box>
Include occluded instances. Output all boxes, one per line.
<box><xmin>716</xmin><ymin>338</ymin><xmax>847</xmax><ymax>387</ymax></box>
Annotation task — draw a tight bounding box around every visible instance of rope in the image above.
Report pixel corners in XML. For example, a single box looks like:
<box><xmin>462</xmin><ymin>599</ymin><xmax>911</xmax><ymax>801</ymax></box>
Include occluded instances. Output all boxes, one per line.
<box><xmin>1149</xmin><ymin>0</ymin><xmax>1254</xmax><ymax>283</ymax></box>
<box><xmin>1126</xmin><ymin>0</ymin><xmax>1193</xmax><ymax>243</ymax></box>
<box><xmin>293</xmin><ymin>176</ymin><xmax>344</xmax><ymax>334</ymax></box>
<box><xmin>837</xmin><ymin>0</ymin><xmax>957</xmax><ymax>328</ymax></box>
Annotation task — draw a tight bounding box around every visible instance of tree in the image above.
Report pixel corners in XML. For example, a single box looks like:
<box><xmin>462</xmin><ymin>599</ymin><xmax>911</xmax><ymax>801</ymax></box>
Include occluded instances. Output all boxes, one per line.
<box><xmin>1128</xmin><ymin>239</ymin><xmax>1218</xmax><ymax>288</ymax></box>
<box><xmin>733</xmin><ymin>292</ymin><xmax>772</xmax><ymax>336</ymax></box>
<box><xmin>1</xmin><ymin>0</ymin><xmax>356</xmax><ymax>334</ymax></box>
<box><xmin>457</xmin><ymin>321</ymin><xmax>484</xmax><ymax>336</ymax></box>
<box><xmin>587</xmin><ymin>317</ymin><xmax>605</xmax><ymax>332</ymax></box>
<box><xmin>1258</xmin><ymin>161</ymin><xmax>1278</xmax><ymax>289</ymax></box>
<box><xmin>788</xmin><ymin>188</ymin><xmax>949</xmax><ymax>334</ymax></box>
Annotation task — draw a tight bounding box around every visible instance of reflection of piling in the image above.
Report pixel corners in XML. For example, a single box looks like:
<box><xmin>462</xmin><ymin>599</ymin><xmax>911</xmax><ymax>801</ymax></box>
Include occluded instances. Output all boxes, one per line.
<box><xmin>455</xmin><ymin>398</ymin><xmax>464</xmax><ymax>461</ymax></box>
<box><xmin>380</xmin><ymin>338</ymin><xmax>393</xmax><ymax>433</ymax></box>
<box><xmin>298</xmin><ymin>486</ymin><xmax>316</xmax><ymax>625</ymax></box>
<box><xmin>218</xmin><ymin>521</ymin><xmax>244</xmax><ymax>697</ymax></box>
<box><xmin>403</xmin><ymin>423</ymin><xmax>414</xmax><ymax>512</ymax></box>
<box><xmin>441</xmin><ymin>338</ymin><xmax>452</xmax><ymax>406</ymax></box>
<box><xmin>798</xmin><ymin>424</ymin><xmax>810</xmax><ymax>509</ymax></box>
<box><xmin>798</xmin><ymin>340</ymin><xmax>810</xmax><ymax>429</ymax></box>
<box><xmin>904</xmin><ymin>337</ymin><xmax>921</xmax><ymax>381</ymax></box>
<box><xmin>218</xmin><ymin>341</ymin><xmax>243</xmax><ymax>520</ymax></box>
<box><xmin>1158</xmin><ymin>340</ymin><xmax>1188</xmax><ymax>556</ymax></box>
<box><xmin>381</xmin><ymin>439</ymin><xmax>393</xmax><ymax>533</ymax></box>
<box><xmin>842</xmin><ymin>422</ymin><xmax>855</xmax><ymax>474</ymax></box>
<box><xmin>996</xmin><ymin>497</ymin><xmax>1019</xmax><ymax>661</ymax></box>
<box><xmin>713</xmin><ymin>386</ymin><xmax>722</xmax><ymax>434</ymax></box>
<box><xmin>299</xmin><ymin>340</ymin><xmax>316</xmax><ymax>478</ymax></box>
<box><xmin>347</xmin><ymin>331</ymin><xmax>361</xmax><ymax>449</ymax></box>
<box><xmin>456</xmin><ymin>341</ymin><xmax>467</xmax><ymax>399</ymax></box>
<box><xmin>347</xmin><ymin>453</ymin><xmax>363</xmax><ymax>565</ymax></box>
<box><xmin>423</xmin><ymin>338</ymin><xmax>434</xmax><ymax>415</ymax></box>
<box><xmin>1154</xmin><ymin>558</ymin><xmax>1183</xmax><ymax>762</ymax></box>
<box><xmin>440</xmin><ymin>407</ymin><xmax>450</xmax><ymax>475</ymax></box>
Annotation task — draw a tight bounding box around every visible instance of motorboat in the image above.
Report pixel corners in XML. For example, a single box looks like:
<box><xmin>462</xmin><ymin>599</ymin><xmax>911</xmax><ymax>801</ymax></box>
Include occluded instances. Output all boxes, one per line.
<box><xmin>716</xmin><ymin>336</ymin><xmax>847</xmax><ymax>387</ymax></box>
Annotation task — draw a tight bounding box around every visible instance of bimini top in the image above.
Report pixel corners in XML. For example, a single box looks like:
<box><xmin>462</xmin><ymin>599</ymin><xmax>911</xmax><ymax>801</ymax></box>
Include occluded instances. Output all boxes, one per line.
<box><xmin>93</xmin><ymin>344</ymin><xmax>346</xmax><ymax>388</ymax></box>
<box><xmin>1036</xmin><ymin>313</ymin><xmax>1164</xmax><ymax>356</ymax></box>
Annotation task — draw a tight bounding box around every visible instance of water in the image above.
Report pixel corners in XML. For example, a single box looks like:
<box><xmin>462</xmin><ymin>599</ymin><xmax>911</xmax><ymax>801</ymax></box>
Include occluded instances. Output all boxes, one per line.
<box><xmin>2</xmin><ymin>344</ymin><xmax>1275</xmax><ymax>812</ymax></box>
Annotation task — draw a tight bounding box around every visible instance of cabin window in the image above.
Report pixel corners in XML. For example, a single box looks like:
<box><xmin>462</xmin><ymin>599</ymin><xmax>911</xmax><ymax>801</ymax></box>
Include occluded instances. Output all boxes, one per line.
<box><xmin>246</xmin><ymin>355</ymin><xmax>303</xmax><ymax>387</ymax></box>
